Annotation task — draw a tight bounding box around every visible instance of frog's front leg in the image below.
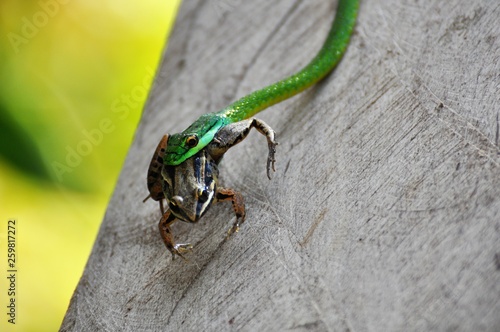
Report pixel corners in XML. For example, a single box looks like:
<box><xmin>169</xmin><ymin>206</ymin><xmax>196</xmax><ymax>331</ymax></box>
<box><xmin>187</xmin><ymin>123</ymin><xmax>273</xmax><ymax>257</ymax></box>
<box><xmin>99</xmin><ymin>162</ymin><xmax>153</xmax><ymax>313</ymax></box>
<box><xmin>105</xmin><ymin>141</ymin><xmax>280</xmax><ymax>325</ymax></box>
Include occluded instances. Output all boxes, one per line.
<box><xmin>209</xmin><ymin>119</ymin><xmax>278</xmax><ymax>179</ymax></box>
<box><xmin>216</xmin><ymin>187</ymin><xmax>246</xmax><ymax>236</ymax></box>
<box><xmin>158</xmin><ymin>210</ymin><xmax>193</xmax><ymax>260</ymax></box>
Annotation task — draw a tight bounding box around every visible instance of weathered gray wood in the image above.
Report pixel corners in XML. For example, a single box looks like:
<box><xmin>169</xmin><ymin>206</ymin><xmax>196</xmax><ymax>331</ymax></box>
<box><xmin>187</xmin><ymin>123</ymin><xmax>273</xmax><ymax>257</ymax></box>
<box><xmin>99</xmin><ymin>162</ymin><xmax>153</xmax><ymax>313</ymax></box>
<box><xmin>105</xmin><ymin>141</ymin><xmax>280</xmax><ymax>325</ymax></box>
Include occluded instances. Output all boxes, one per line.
<box><xmin>61</xmin><ymin>0</ymin><xmax>500</xmax><ymax>331</ymax></box>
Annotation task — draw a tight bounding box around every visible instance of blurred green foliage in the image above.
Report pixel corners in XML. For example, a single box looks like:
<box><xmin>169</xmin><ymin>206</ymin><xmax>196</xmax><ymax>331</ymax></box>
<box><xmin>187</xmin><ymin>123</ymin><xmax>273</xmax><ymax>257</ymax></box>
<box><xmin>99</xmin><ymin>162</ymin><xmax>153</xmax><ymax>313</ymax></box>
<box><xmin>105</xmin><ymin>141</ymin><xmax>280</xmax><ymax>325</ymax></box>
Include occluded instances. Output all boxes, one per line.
<box><xmin>0</xmin><ymin>0</ymin><xmax>180</xmax><ymax>331</ymax></box>
<box><xmin>0</xmin><ymin>106</ymin><xmax>52</xmax><ymax>182</ymax></box>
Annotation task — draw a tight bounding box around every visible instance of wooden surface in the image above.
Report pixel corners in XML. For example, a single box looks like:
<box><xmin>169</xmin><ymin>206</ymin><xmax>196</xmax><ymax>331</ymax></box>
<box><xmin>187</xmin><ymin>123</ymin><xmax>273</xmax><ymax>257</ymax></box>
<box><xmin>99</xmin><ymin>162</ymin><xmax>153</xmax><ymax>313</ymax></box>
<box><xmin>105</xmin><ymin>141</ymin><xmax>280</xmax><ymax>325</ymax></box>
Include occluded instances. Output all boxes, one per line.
<box><xmin>62</xmin><ymin>0</ymin><xmax>500</xmax><ymax>331</ymax></box>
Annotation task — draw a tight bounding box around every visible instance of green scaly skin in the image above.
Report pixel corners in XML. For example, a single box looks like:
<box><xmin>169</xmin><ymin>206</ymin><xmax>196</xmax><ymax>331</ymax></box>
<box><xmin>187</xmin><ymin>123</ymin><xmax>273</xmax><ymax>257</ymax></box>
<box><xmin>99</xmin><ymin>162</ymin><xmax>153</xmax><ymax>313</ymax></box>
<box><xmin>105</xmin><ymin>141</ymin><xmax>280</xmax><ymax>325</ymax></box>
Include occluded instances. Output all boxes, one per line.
<box><xmin>164</xmin><ymin>0</ymin><xmax>359</xmax><ymax>165</ymax></box>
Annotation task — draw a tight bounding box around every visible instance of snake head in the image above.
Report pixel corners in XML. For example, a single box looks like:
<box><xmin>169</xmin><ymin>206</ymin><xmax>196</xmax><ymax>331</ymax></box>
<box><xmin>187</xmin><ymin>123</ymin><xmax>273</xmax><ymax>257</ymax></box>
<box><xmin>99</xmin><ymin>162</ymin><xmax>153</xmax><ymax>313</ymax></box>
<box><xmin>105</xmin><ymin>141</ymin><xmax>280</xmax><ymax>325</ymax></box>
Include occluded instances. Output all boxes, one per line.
<box><xmin>163</xmin><ymin>113</ymin><xmax>229</xmax><ymax>165</ymax></box>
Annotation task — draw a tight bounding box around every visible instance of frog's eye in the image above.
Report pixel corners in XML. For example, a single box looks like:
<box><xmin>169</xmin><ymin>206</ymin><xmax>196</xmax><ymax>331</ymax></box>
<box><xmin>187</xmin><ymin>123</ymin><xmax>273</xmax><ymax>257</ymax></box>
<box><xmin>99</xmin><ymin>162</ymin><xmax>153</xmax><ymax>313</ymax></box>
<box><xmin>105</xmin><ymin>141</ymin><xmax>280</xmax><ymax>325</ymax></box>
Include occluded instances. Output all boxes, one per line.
<box><xmin>197</xmin><ymin>189</ymin><xmax>210</xmax><ymax>203</ymax></box>
<box><xmin>185</xmin><ymin>135</ymin><xmax>199</xmax><ymax>148</ymax></box>
<box><xmin>169</xmin><ymin>196</ymin><xmax>183</xmax><ymax>214</ymax></box>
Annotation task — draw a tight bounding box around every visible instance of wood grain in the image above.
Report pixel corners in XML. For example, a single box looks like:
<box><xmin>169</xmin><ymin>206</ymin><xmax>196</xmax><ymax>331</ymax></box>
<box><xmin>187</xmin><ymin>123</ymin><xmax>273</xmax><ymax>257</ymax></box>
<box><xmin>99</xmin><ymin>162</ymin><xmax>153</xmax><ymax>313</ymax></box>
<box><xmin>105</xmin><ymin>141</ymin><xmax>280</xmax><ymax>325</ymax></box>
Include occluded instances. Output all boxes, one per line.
<box><xmin>61</xmin><ymin>0</ymin><xmax>500</xmax><ymax>331</ymax></box>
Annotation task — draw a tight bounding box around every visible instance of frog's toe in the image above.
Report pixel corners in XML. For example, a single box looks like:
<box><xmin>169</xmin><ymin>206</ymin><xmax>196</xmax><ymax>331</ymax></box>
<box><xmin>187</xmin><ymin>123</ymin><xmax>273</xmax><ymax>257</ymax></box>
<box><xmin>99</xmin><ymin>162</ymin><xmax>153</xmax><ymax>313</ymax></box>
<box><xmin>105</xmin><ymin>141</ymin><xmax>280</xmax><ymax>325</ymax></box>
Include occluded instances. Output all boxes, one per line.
<box><xmin>170</xmin><ymin>243</ymin><xmax>193</xmax><ymax>260</ymax></box>
<box><xmin>226</xmin><ymin>224</ymin><xmax>240</xmax><ymax>239</ymax></box>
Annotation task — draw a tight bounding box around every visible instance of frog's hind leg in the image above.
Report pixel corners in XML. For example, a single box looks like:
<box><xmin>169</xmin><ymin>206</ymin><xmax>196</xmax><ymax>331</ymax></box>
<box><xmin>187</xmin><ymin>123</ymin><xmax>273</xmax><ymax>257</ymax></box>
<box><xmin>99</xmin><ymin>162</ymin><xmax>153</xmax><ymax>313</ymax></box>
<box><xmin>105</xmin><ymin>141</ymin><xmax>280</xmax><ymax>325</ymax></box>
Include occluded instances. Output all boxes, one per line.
<box><xmin>145</xmin><ymin>134</ymin><xmax>169</xmax><ymax>214</ymax></box>
<box><xmin>208</xmin><ymin>119</ymin><xmax>278</xmax><ymax>179</ymax></box>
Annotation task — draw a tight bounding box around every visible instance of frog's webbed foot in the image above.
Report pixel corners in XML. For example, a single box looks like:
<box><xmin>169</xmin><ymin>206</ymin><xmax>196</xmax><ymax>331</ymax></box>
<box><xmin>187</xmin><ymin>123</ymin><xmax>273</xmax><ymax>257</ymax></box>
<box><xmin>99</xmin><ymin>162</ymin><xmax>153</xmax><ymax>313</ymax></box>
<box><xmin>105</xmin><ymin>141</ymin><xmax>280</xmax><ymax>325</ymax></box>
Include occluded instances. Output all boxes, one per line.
<box><xmin>208</xmin><ymin>118</ymin><xmax>278</xmax><ymax>179</ymax></box>
<box><xmin>216</xmin><ymin>187</ymin><xmax>246</xmax><ymax>238</ymax></box>
<box><xmin>252</xmin><ymin>118</ymin><xmax>278</xmax><ymax>179</ymax></box>
<box><xmin>158</xmin><ymin>210</ymin><xmax>193</xmax><ymax>260</ymax></box>
<box><xmin>170</xmin><ymin>243</ymin><xmax>193</xmax><ymax>260</ymax></box>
